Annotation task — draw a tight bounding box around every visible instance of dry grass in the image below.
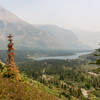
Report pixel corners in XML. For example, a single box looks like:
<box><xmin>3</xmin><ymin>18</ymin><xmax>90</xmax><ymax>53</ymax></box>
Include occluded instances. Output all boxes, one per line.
<box><xmin>0</xmin><ymin>75</ymin><xmax>59</xmax><ymax>100</ymax></box>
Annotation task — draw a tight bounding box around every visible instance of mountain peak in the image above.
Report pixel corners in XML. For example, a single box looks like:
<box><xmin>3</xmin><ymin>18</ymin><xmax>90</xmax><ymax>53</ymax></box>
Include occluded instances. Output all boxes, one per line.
<box><xmin>0</xmin><ymin>6</ymin><xmax>23</xmax><ymax>24</ymax></box>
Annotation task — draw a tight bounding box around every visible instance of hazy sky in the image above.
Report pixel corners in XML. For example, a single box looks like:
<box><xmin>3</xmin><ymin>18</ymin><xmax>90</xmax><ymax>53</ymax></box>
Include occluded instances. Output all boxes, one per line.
<box><xmin>0</xmin><ymin>0</ymin><xmax>100</xmax><ymax>48</ymax></box>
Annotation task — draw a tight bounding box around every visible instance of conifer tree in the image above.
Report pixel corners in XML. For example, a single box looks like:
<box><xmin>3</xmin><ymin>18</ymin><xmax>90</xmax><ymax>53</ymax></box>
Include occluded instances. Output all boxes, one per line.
<box><xmin>5</xmin><ymin>34</ymin><xmax>20</xmax><ymax>80</ymax></box>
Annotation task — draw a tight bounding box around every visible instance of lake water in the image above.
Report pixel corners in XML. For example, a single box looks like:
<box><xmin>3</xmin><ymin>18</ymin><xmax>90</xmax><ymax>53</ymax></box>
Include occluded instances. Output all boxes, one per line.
<box><xmin>33</xmin><ymin>51</ymin><xmax>93</xmax><ymax>61</ymax></box>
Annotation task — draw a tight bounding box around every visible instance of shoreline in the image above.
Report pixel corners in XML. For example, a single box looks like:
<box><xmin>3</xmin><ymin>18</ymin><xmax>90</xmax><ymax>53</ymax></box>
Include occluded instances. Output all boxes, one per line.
<box><xmin>28</xmin><ymin>51</ymin><xmax>93</xmax><ymax>61</ymax></box>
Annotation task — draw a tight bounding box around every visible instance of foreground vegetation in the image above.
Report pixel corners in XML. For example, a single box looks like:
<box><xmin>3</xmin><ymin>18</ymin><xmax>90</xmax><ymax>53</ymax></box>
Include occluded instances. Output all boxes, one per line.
<box><xmin>0</xmin><ymin>63</ymin><xmax>59</xmax><ymax>100</ymax></box>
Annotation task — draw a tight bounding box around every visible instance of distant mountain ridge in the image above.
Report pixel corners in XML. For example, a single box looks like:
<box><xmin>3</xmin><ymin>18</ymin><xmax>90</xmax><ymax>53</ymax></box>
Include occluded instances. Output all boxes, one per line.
<box><xmin>37</xmin><ymin>25</ymin><xmax>90</xmax><ymax>50</ymax></box>
<box><xmin>0</xmin><ymin>6</ymin><xmax>89</xmax><ymax>50</ymax></box>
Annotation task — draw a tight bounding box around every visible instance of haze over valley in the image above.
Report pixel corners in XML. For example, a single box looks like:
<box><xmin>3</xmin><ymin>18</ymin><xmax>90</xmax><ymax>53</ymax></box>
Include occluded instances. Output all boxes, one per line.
<box><xmin>0</xmin><ymin>0</ymin><xmax>100</xmax><ymax>49</ymax></box>
<box><xmin>0</xmin><ymin>6</ymin><xmax>90</xmax><ymax>52</ymax></box>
